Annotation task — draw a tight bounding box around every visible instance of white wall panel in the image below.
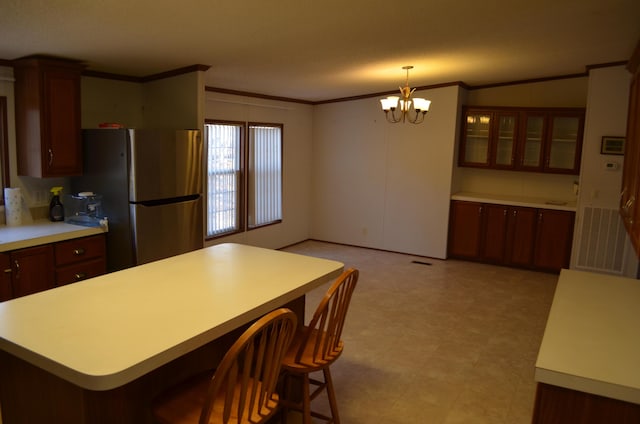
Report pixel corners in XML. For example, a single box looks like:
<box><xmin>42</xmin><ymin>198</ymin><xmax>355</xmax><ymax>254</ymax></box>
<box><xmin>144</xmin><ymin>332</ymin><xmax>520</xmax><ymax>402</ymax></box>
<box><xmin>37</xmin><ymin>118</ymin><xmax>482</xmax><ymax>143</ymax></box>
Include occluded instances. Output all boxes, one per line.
<box><xmin>312</xmin><ymin>85</ymin><xmax>461</xmax><ymax>258</ymax></box>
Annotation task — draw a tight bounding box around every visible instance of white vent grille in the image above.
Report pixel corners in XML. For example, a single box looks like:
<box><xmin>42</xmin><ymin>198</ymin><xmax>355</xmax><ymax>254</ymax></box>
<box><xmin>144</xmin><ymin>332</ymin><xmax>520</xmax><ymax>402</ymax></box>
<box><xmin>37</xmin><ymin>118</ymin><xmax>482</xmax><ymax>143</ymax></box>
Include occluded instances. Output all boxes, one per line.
<box><xmin>575</xmin><ymin>206</ymin><xmax>627</xmax><ymax>274</ymax></box>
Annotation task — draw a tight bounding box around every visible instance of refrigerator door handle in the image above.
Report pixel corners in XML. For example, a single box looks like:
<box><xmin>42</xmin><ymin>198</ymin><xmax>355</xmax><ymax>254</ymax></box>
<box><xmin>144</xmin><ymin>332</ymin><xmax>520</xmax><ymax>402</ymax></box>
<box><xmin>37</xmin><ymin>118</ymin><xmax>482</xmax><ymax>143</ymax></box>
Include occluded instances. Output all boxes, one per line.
<box><xmin>134</xmin><ymin>194</ymin><xmax>201</xmax><ymax>207</ymax></box>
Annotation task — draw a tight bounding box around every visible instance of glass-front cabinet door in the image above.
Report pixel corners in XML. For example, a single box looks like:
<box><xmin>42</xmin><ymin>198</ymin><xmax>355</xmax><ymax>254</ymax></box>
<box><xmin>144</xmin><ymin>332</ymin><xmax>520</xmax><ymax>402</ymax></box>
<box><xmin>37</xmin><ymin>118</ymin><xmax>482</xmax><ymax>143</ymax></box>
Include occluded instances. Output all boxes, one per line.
<box><xmin>460</xmin><ymin>112</ymin><xmax>491</xmax><ymax>166</ymax></box>
<box><xmin>459</xmin><ymin>107</ymin><xmax>584</xmax><ymax>175</ymax></box>
<box><xmin>493</xmin><ymin>113</ymin><xmax>518</xmax><ymax>168</ymax></box>
<box><xmin>546</xmin><ymin>114</ymin><xmax>583</xmax><ymax>173</ymax></box>
<box><xmin>521</xmin><ymin>114</ymin><xmax>545</xmax><ymax>170</ymax></box>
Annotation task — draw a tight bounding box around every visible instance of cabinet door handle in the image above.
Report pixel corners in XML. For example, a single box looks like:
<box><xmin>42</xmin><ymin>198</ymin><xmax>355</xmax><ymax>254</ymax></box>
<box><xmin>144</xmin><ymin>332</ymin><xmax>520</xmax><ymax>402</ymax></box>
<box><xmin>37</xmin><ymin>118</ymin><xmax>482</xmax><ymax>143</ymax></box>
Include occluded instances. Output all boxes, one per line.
<box><xmin>73</xmin><ymin>248</ymin><xmax>86</xmax><ymax>256</ymax></box>
<box><xmin>3</xmin><ymin>268</ymin><xmax>12</xmax><ymax>274</ymax></box>
<box><xmin>503</xmin><ymin>209</ymin><xmax>507</xmax><ymax>217</ymax></box>
<box><xmin>14</xmin><ymin>260</ymin><xmax>20</xmax><ymax>279</ymax></box>
<box><xmin>48</xmin><ymin>148</ymin><xmax>54</xmax><ymax>167</ymax></box>
<box><xmin>622</xmin><ymin>197</ymin><xmax>635</xmax><ymax>218</ymax></box>
<box><xmin>74</xmin><ymin>273</ymin><xmax>87</xmax><ymax>281</ymax></box>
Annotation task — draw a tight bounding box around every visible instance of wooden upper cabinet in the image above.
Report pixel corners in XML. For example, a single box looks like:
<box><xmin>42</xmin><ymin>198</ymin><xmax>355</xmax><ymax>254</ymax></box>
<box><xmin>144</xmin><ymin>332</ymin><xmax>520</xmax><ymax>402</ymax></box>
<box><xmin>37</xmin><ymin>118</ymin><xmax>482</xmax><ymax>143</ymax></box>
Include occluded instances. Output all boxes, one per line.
<box><xmin>545</xmin><ymin>112</ymin><xmax>584</xmax><ymax>174</ymax></box>
<box><xmin>493</xmin><ymin>113</ymin><xmax>518</xmax><ymax>168</ymax></box>
<box><xmin>13</xmin><ymin>56</ymin><xmax>83</xmax><ymax>177</ymax></box>
<box><xmin>620</xmin><ymin>41</ymin><xmax>640</xmax><ymax>259</ymax></box>
<box><xmin>460</xmin><ymin>107</ymin><xmax>584</xmax><ymax>175</ymax></box>
<box><xmin>520</xmin><ymin>112</ymin><xmax>546</xmax><ymax>171</ymax></box>
<box><xmin>459</xmin><ymin>109</ymin><xmax>519</xmax><ymax>169</ymax></box>
<box><xmin>460</xmin><ymin>110</ymin><xmax>492</xmax><ymax>167</ymax></box>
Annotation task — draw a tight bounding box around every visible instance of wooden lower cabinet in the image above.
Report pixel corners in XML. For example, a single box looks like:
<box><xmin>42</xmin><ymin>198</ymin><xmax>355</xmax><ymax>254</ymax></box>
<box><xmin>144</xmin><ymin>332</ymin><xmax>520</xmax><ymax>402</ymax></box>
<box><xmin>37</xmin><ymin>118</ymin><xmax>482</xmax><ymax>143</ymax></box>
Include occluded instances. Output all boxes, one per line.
<box><xmin>0</xmin><ymin>253</ymin><xmax>12</xmax><ymax>301</ymax></box>
<box><xmin>506</xmin><ymin>207</ymin><xmax>537</xmax><ymax>267</ymax></box>
<box><xmin>533</xmin><ymin>209</ymin><xmax>575</xmax><ymax>272</ymax></box>
<box><xmin>448</xmin><ymin>200</ymin><xmax>574</xmax><ymax>272</ymax></box>
<box><xmin>532</xmin><ymin>383</ymin><xmax>640</xmax><ymax>424</ymax></box>
<box><xmin>11</xmin><ymin>245</ymin><xmax>55</xmax><ymax>298</ymax></box>
<box><xmin>482</xmin><ymin>205</ymin><xmax>536</xmax><ymax>267</ymax></box>
<box><xmin>0</xmin><ymin>234</ymin><xmax>106</xmax><ymax>301</ymax></box>
<box><xmin>54</xmin><ymin>234</ymin><xmax>106</xmax><ymax>286</ymax></box>
<box><xmin>448</xmin><ymin>201</ymin><xmax>483</xmax><ymax>259</ymax></box>
<box><xmin>481</xmin><ymin>204</ymin><xmax>509</xmax><ymax>263</ymax></box>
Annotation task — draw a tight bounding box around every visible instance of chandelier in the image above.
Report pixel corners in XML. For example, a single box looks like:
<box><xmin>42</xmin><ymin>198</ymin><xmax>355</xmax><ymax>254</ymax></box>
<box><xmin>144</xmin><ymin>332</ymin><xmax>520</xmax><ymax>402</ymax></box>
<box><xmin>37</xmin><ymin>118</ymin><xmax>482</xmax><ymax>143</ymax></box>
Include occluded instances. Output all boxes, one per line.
<box><xmin>380</xmin><ymin>66</ymin><xmax>431</xmax><ymax>124</ymax></box>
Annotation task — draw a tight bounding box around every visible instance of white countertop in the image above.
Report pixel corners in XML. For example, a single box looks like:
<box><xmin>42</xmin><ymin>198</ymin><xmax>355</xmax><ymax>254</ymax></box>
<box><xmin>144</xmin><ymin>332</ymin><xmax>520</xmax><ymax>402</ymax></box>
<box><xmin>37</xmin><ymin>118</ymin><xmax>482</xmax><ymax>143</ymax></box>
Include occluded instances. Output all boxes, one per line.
<box><xmin>535</xmin><ymin>269</ymin><xmax>640</xmax><ymax>405</ymax></box>
<box><xmin>0</xmin><ymin>243</ymin><xmax>344</xmax><ymax>391</ymax></box>
<box><xmin>0</xmin><ymin>220</ymin><xmax>105</xmax><ymax>252</ymax></box>
<box><xmin>451</xmin><ymin>192</ymin><xmax>577</xmax><ymax>212</ymax></box>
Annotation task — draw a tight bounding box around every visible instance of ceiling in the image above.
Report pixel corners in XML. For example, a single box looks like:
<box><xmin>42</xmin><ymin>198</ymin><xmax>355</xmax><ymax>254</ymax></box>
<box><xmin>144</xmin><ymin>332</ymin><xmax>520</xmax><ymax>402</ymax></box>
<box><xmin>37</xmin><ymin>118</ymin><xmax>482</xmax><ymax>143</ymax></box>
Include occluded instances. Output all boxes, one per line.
<box><xmin>1</xmin><ymin>0</ymin><xmax>639</xmax><ymax>102</ymax></box>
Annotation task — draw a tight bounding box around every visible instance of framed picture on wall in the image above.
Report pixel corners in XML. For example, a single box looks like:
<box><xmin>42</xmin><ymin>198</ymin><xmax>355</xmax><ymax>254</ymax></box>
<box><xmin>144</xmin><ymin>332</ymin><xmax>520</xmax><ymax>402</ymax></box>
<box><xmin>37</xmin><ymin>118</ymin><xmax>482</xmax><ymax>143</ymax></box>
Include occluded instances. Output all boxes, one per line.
<box><xmin>600</xmin><ymin>136</ymin><xmax>625</xmax><ymax>155</ymax></box>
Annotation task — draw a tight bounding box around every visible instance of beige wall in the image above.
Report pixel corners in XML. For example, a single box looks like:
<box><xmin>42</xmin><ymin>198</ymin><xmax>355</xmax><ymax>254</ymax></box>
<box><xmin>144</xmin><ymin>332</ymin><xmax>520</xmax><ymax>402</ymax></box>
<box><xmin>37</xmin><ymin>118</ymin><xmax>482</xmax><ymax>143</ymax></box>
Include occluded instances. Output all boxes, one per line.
<box><xmin>82</xmin><ymin>72</ymin><xmax>204</xmax><ymax>130</ymax></box>
<box><xmin>203</xmin><ymin>92</ymin><xmax>314</xmax><ymax>249</ymax></box>
<box><xmin>466</xmin><ymin>77</ymin><xmax>588</xmax><ymax>107</ymax></box>
<box><xmin>311</xmin><ymin>85</ymin><xmax>462</xmax><ymax>259</ymax></box>
<box><xmin>570</xmin><ymin>65</ymin><xmax>637</xmax><ymax>276</ymax></box>
<box><xmin>142</xmin><ymin>72</ymin><xmax>203</xmax><ymax>130</ymax></box>
<box><xmin>81</xmin><ymin>78</ymin><xmax>144</xmax><ymax>128</ymax></box>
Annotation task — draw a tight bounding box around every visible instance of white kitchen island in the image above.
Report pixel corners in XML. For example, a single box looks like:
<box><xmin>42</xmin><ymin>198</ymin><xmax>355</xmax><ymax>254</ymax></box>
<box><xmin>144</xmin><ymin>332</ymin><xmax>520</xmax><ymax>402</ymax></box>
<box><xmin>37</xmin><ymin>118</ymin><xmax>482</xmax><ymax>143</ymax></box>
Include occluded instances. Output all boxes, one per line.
<box><xmin>0</xmin><ymin>243</ymin><xmax>344</xmax><ymax>423</ymax></box>
<box><xmin>533</xmin><ymin>269</ymin><xmax>640</xmax><ymax>423</ymax></box>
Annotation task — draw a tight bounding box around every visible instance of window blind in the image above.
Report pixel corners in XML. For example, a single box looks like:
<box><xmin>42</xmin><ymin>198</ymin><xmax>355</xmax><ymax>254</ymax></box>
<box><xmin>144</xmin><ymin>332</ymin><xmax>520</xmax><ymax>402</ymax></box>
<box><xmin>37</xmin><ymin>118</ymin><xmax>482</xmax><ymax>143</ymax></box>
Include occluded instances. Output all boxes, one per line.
<box><xmin>248</xmin><ymin>125</ymin><xmax>282</xmax><ymax>227</ymax></box>
<box><xmin>206</xmin><ymin>124</ymin><xmax>241</xmax><ymax>236</ymax></box>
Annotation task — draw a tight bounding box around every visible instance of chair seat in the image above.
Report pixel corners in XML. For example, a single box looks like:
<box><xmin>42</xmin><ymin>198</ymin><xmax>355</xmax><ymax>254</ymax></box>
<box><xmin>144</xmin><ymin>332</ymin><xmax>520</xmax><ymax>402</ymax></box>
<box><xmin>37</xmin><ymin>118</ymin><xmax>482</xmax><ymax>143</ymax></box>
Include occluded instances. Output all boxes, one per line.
<box><xmin>153</xmin><ymin>372</ymin><xmax>280</xmax><ymax>424</ymax></box>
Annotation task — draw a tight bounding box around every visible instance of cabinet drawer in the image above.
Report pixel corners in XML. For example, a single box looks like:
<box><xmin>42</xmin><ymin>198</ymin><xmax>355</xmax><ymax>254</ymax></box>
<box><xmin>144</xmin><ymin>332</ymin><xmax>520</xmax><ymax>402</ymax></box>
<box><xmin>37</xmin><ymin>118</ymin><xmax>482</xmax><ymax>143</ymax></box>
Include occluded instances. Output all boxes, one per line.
<box><xmin>55</xmin><ymin>258</ymin><xmax>106</xmax><ymax>286</ymax></box>
<box><xmin>55</xmin><ymin>235</ymin><xmax>105</xmax><ymax>266</ymax></box>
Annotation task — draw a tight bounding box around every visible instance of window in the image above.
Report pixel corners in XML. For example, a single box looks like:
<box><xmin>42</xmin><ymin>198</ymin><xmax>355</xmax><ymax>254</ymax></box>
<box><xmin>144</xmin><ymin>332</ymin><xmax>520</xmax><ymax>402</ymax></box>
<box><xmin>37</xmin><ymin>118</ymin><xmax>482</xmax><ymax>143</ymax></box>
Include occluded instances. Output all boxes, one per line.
<box><xmin>205</xmin><ymin>121</ymin><xmax>282</xmax><ymax>238</ymax></box>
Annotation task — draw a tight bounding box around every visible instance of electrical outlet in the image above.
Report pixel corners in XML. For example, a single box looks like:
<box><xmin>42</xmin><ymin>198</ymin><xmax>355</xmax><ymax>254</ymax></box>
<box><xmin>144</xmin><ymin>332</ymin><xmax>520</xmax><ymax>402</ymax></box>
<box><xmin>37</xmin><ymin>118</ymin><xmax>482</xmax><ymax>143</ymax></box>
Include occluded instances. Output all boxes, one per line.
<box><xmin>34</xmin><ymin>189</ymin><xmax>49</xmax><ymax>205</ymax></box>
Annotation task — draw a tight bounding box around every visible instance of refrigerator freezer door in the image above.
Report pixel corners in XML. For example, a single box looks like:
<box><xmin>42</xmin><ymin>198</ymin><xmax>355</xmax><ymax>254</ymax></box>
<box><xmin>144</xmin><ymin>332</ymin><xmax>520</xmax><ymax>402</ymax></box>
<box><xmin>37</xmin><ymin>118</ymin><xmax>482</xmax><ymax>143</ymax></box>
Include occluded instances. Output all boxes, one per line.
<box><xmin>129</xmin><ymin>129</ymin><xmax>203</xmax><ymax>202</ymax></box>
<box><xmin>130</xmin><ymin>196</ymin><xmax>204</xmax><ymax>265</ymax></box>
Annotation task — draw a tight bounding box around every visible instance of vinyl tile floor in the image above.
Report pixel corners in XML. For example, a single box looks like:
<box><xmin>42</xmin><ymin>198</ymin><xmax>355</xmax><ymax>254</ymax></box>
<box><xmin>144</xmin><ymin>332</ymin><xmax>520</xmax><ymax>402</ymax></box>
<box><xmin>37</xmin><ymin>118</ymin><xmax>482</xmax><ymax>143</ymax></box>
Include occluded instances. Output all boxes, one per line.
<box><xmin>0</xmin><ymin>241</ymin><xmax>557</xmax><ymax>424</ymax></box>
<box><xmin>280</xmin><ymin>240</ymin><xmax>558</xmax><ymax>424</ymax></box>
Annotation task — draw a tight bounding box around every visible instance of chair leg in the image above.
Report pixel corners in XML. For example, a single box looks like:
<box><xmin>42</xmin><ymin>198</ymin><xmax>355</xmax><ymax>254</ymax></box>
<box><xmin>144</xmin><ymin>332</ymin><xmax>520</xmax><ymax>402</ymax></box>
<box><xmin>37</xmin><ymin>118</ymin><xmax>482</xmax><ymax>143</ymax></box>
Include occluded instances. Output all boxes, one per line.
<box><xmin>302</xmin><ymin>373</ymin><xmax>312</xmax><ymax>424</ymax></box>
<box><xmin>280</xmin><ymin>373</ymin><xmax>290</xmax><ymax>424</ymax></box>
<box><xmin>323</xmin><ymin>367</ymin><xmax>340</xmax><ymax>424</ymax></box>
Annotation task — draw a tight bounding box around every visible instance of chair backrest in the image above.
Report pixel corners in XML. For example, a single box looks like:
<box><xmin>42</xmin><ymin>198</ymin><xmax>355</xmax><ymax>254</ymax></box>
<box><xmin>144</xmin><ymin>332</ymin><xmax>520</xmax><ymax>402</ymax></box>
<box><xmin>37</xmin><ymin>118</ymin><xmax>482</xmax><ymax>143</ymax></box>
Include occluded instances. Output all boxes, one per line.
<box><xmin>199</xmin><ymin>308</ymin><xmax>297</xmax><ymax>424</ymax></box>
<box><xmin>294</xmin><ymin>268</ymin><xmax>359</xmax><ymax>364</ymax></box>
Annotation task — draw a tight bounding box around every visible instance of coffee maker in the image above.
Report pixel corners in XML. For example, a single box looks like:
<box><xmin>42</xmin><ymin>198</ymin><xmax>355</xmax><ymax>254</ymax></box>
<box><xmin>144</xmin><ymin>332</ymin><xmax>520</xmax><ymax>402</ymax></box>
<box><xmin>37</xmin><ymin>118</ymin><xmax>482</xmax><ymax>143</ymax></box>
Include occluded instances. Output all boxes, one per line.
<box><xmin>65</xmin><ymin>192</ymin><xmax>104</xmax><ymax>227</ymax></box>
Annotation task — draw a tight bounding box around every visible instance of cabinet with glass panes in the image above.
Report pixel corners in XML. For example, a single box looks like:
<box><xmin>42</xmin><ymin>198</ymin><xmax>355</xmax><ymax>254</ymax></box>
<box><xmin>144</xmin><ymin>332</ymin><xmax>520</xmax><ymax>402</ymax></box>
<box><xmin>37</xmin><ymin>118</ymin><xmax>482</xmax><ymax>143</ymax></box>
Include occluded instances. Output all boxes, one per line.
<box><xmin>459</xmin><ymin>108</ymin><xmax>519</xmax><ymax>169</ymax></box>
<box><xmin>459</xmin><ymin>107</ymin><xmax>584</xmax><ymax>175</ymax></box>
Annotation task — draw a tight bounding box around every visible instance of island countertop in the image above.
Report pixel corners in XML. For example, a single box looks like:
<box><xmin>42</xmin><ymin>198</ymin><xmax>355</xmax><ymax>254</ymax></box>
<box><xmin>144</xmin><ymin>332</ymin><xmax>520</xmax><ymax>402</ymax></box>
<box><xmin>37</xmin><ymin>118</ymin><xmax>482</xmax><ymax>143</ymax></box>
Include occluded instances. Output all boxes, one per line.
<box><xmin>535</xmin><ymin>269</ymin><xmax>640</xmax><ymax>405</ymax></box>
<box><xmin>0</xmin><ymin>243</ymin><xmax>344</xmax><ymax>391</ymax></box>
<box><xmin>0</xmin><ymin>220</ymin><xmax>105</xmax><ymax>252</ymax></box>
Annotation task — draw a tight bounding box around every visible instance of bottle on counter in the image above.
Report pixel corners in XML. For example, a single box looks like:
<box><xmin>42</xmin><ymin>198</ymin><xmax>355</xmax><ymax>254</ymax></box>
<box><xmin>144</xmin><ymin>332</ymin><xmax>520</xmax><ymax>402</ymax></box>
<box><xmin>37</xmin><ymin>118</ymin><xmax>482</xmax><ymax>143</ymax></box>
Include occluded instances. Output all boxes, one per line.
<box><xmin>49</xmin><ymin>186</ymin><xmax>65</xmax><ymax>222</ymax></box>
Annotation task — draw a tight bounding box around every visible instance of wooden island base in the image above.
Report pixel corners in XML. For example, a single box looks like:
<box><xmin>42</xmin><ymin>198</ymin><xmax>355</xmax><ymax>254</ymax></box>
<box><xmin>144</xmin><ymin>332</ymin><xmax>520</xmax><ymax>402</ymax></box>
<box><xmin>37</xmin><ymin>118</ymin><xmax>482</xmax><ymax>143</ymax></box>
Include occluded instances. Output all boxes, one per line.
<box><xmin>532</xmin><ymin>383</ymin><xmax>640</xmax><ymax>424</ymax></box>
<box><xmin>0</xmin><ymin>297</ymin><xmax>303</xmax><ymax>424</ymax></box>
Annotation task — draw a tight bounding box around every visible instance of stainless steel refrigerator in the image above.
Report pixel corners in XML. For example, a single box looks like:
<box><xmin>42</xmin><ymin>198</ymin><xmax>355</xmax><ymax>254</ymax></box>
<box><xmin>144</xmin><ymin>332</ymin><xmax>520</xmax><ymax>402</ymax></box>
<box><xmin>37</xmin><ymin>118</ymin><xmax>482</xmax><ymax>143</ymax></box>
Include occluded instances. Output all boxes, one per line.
<box><xmin>71</xmin><ymin>129</ymin><xmax>204</xmax><ymax>272</ymax></box>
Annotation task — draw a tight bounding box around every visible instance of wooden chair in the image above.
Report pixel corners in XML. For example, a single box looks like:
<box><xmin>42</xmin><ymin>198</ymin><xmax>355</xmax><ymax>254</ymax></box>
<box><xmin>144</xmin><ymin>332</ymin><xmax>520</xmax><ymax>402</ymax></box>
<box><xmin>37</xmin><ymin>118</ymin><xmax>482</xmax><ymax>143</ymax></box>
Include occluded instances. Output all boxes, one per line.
<box><xmin>280</xmin><ymin>268</ymin><xmax>359</xmax><ymax>424</ymax></box>
<box><xmin>152</xmin><ymin>308</ymin><xmax>297</xmax><ymax>424</ymax></box>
